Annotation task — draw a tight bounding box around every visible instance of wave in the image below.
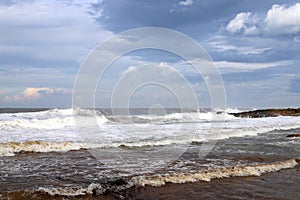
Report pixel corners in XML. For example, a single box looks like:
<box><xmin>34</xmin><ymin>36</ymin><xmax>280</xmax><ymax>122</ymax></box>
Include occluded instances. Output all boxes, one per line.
<box><xmin>0</xmin><ymin>139</ymin><xmax>204</xmax><ymax>157</ymax></box>
<box><xmin>1</xmin><ymin>108</ymin><xmax>236</xmax><ymax>123</ymax></box>
<box><xmin>0</xmin><ymin>141</ymin><xmax>83</xmax><ymax>157</ymax></box>
<box><xmin>224</xmin><ymin>108</ymin><xmax>247</xmax><ymax>113</ymax></box>
<box><xmin>1</xmin><ymin>120</ymin><xmax>299</xmax><ymax>157</ymax></box>
<box><xmin>202</xmin><ymin>122</ymin><xmax>300</xmax><ymax>141</ymax></box>
<box><xmin>132</xmin><ymin>159</ymin><xmax>299</xmax><ymax>186</ymax></box>
<box><xmin>0</xmin><ymin>117</ymin><xmax>74</xmax><ymax>130</ymax></box>
<box><xmin>0</xmin><ymin>110</ymin><xmax>109</xmax><ymax>131</ymax></box>
<box><xmin>0</xmin><ymin>108</ymin><xmax>72</xmax><ymax>118</ymax></box>
<box><xmin>104</xmin><ymin>111</ymin><xmax>237</xmax><ymax>125</ymax></box>
<box><xmin>0</xmin><ymin>140</ymin><xmax>185</xmax><ymax>157</ymax></box>
<box><xmin>37</xmin><ymin>183</ymin><xmax>107</xmax><ymax>196</ymax></box>
<box><xmin>2</xmin><ymin>108</ymin><xmax>298</xmax><ymax>133</ymax></box>
<box><xmin>35</xmin><ymin>159</ymin><xmax>298</xmax><ymax>197</ymax></box>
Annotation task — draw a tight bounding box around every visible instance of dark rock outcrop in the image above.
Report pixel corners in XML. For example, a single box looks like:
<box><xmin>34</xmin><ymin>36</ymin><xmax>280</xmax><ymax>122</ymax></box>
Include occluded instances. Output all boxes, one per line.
<box><xmin>230</xmin><ymin>108</ymin><xmax>300</xmax><ymax>118</ymax></box>
<box><xmin>286</xmin><ymin>134</ymin><xmax>300</xmax><ymax>138</ymax></box>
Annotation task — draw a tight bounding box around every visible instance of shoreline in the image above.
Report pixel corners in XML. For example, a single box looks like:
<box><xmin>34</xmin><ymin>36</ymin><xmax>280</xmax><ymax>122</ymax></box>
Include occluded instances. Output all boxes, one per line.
<box><xmin>125</xmin><ymin>164</ymin><xmax>300</xmax><ymax>200</ymax></box>
<box><xmin>1</xmin><ymin>108</ymin><xmax>299</xmax><ymax>199</ymax></box>
<box><xmin>2</xmin><ymin>164</ymin><xmax>299</xmax><ymax>200</ymax></box>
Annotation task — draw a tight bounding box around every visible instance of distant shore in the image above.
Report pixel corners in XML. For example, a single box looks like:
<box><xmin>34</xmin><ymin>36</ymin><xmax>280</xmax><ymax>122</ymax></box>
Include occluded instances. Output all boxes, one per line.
<box><xmin>230</xmin><ymin>108</ymin><xmax>300</xmax><ymax>118</ymax></box>
<box><xmin>1</xmin><ymin>107</ymin><xmax>300</xmax><ymax>118</ymax></box>
<box><xmin>0</xmin><ymin>108</ymin><xmax>50</xmax><ymax>113</ymax></box>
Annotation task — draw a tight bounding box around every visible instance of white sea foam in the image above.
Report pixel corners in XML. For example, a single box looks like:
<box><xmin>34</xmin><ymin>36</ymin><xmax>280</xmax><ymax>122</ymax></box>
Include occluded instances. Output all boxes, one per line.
<box><xmin>35</xmin><ymin>159</ymin><xmax>299</xmax><ymax>197</ymax></box>
<box><xmin>114</xmin><ymin>111</ymin><xmax>237</xmax><ymax>124</ymax></box>
<box><xmin>0</xmin><ymin>141</ymin><xmax>83</xmax><ymax>157</ymax></box>
<box><xmin>132</xmin><ymin>159</ymin><xmax>299</xmax><ymax>186</ymax></box>
<box><xmin>0</xmin><ymin>109</ymin><xmax>299</xmax><ymax>150</ymax></box>
<box><xmin>0</xmin><ymin>117</ymin><xmax>74</xmax><ymax>130</ymax></box>
<box><xmin>0</xmin><ymin>116</ymin><xmax>299</xmax><ymax>156</ymax></box>
<box><xmin>37</xmin><ymin>183</ymin><xmax>106</xmax><ymax>196</ymax></box>
<box><xmin>0</xmin><ymin>108</ymin><xmax>108</xmax><ymax>131</ymax></box>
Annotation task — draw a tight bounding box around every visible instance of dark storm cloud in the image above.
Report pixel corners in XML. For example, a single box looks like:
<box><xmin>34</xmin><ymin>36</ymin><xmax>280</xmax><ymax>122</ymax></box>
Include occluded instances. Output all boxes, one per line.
<box><xmin>89</xmin><ymin>0</ymin><xmax>240</xmax><ymax>34</ymax></box>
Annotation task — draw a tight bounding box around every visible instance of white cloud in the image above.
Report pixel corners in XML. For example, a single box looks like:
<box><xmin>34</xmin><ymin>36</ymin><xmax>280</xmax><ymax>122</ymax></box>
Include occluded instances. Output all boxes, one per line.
<box><xmin>179</xmin><ymin>0</ymin><xmax>193</xmax><ymax>6</ymax></box>
<box><xmin>226</xmin><ymin>12</ymin><xmax>259</xmax><ymax>35</ymax></box>
<box><xmin>244</xmin><ymin>26</ymin><xmax>260</xmax><ymax>36</ymax></box>
<box><xmin>208</xmin><ymin>41</ymin><xmax>238</xmax><ymax>52</ymax></box>
<box><xmin>214</xmin><ymin>60</ymin><xmax>291</xmax><ymax>72</ymax></box>
<box><xmin>2</xmin><ymin>87</ymin><xmax>71</xmax><ymax>103</ymax></box>
<box><xmin>226</xmin><ymin>12</ymin><xmax>250</xmax><ymax>33</ymax></box>
<box><xmin>264</xmin><ymin>3</ymin><xmax>300</xmax><ymax>35</ymax></box>
<box><xmin>207</xmin><ymin>39</ymin><xmax>271</xmax><ymax>55</ymax></box>
<box><xmin>225</xmin><ymin>3</ymin><xmax>300</xmax><ymax>36</ymax></box>
<box><xmin>237</xmin><ymin>47</ymin><xmax>271</xmax><ymax>55</ymax></box>
<box><xmin>153</xmin><ymin>58</ymin><xmax>291</xmax><ymax>76</ymax></box>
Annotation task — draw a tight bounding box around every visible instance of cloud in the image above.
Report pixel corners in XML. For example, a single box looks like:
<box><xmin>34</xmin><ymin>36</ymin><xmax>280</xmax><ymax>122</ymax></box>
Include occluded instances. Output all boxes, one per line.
<box><xmin>111</xmin><ymin>63</ymin><xmax>200</xmax><ymax>108</ymax></box>
<box><xmin>0</xmin><ymin>0</ymin><xmax>299</xmax><ymax>108</ymax></box>
<box><xmin>207</xmin><ymin>37</ymin><xmax>272</xmax><ymax>56</ymax></box>
<box><xmin>224</xmin><ymin>74</ymin><xmax>300</xmax><ymax>108</ymax></box>
<box><xmin>179</xmin><ymin>0</ymin><xmax>193</xmax><ymax>6</ymax></box>
<box><xmin>264</xmin><ymin>3</ymin><xmax>300</xmax><ymax>35</ymax></box>
<box><xmin>214</xmin><ymin>60</ymin><xmax>291</xmax><ymax>72</ymax></box>
<box><xmin>2</xmin><ymin>87</ymin><xmax>70</xmax><ymax>103</ymax></box>
<box><xmin>0</xmin><ymin>0</ymin><xmax>112</xmax><ymax>67</ymax></box>
<box><xmin>225</xmin><ymin>12</ymin><xmax>259</xmax><ymax>35</ymax></box>
<box><xmin>209</xmin><ymin>42</ymin><xmax>271</xmax><ymax>55</ymax></box>
<box><xmin>225</xmin><ymin>3</ymin><xmax>300</xmax><ymax>36</ymax></box>
<box><xmin>90</xmin><ymin>0</ymin><xmax>257</xmax><ymax>34</ymax></box>
<box><xmin>237</xmin><ymin>47</ymin><xmax>272</xmax><ymax>55</ymax></box>
<box><xmin>177</xmin><ymin>58</ymin><xmax>292</xmax><ymax>74</ymax></box>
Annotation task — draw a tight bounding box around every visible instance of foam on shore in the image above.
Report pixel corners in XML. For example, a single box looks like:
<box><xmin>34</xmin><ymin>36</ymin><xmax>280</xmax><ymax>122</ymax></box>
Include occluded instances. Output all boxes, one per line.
<box><xmin>132</xmin><ymin>159</ymin><xmax>299</xmax><ymax>186</ymax></box>
<box><xmin>0</xmin><ymin>141</ymin><xmax>83</xmax><ymax>157</ymax></box>
<box><xmin>35</xmin><ymin>159</ymin><xmax>298</xmax><ymax>197</ymax></box>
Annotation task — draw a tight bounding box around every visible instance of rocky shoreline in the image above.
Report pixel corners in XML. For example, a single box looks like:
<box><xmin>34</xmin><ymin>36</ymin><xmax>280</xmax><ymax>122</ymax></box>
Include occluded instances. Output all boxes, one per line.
<box><xmin>230</xmin><ymin>108</ymin><xmax>300</xmax><ymax>118</ymax></box>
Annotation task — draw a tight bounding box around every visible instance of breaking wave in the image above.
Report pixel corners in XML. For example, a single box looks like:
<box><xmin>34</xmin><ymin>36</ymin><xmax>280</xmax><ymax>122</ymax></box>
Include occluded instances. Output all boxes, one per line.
<box><xmin>0</xmin><ymin>117</ymin><xmax>74</xmax><ymax>130</ymax></box>
<box><xmin>37</xmin><ymin>183</ymin><xmax>107</xmax><ymax>196</ymax></box>
<box><xmin>0</xmin><ymin>141</ymin><xmax>83</xmax><ymax>157</ymax></box>
<box><xmin>132</xmin><ymin>159</ymin><xmax>299</xmax><ymax>186</ymax></box>
<box><xmin>0</xmin><ymin>108</ymin><xmax>109</xmax><ymax>131</ymax></box>
<box><xmin>35</xmin><ymin>159</ymin><xmax>298</xmax><ymax>197</ymax></box>
<box><xmin>1</xmin><ymin>119</ymin><xmax>299</xmax><ymax>157</ymax></box>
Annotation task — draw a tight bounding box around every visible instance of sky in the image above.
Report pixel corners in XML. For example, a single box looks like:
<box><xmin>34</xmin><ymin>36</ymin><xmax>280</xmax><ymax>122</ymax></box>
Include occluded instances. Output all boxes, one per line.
<box><xmin>0</xmin><ymin>0</ymin><xmax>300</xmax><ymax>108</ymax></box>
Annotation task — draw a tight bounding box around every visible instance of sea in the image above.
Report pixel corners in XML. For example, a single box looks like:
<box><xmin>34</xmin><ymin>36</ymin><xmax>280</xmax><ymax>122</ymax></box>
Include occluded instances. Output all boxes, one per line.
<box><xmin>0</xmin><ymin>108</ymin><xmax>299</xmax><ymax>199</ymax></box>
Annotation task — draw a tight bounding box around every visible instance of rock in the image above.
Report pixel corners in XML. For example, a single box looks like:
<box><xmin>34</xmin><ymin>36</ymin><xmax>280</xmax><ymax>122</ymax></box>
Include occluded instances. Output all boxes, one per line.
<box><xmin>286</xmin><ymin>134</ymin><xmax>300</xmax><ymax>138</ymax></box>
<box><xmin>229</xmin><ymin>108</ymin><xmax>300</xmax><ymax>118</ymax></box>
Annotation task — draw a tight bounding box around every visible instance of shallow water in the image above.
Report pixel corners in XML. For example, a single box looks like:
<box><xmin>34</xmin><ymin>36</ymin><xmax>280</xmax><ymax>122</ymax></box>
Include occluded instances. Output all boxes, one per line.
<box><xmin>0</xmin><ymin>128</ymin><xmax>299</xmax><ymax>198</ymax></box>
<box><xmin>0</xmin><ymin>108</ymin><xmax>299</xmax><ymax>199</ymax></box>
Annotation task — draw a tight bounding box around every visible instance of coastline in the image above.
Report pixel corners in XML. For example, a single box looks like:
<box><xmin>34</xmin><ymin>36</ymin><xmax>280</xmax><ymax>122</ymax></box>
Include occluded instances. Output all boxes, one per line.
<box><xmin>230</xmin><ymin>108</ymin><xmax>300</xmax><ymax>118</ymax></box>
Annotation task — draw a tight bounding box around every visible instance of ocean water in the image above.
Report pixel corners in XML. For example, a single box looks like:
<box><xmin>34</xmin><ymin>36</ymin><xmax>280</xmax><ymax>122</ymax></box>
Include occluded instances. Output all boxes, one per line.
<box><xmin>0</xmin><ymin>108</ymin><xmax>299</xmax><ymax>199</ymax></box>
